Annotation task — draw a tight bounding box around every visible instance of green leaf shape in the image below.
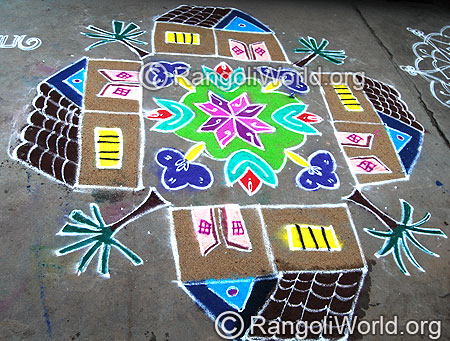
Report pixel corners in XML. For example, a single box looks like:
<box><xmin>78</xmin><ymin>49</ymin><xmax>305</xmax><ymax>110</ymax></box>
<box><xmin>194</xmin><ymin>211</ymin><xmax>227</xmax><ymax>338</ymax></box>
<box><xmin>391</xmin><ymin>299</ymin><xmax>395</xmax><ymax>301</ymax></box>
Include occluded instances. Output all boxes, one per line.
<box><xmin>225</xmin><ymin>150</ymin><xmax>278</xmax><ymax>187</ymax></box>
<box><xmin>61</xmin><ymin>223</ymin><xmax>101</xmax><ymax>235</ymax></box>
<box><xmin>364</xmin><ymin>200</ymin><xmax>447</xmax><ymax>275</ymax></box>
<box><xmin>99</xmin><ymin>244</ymin><xmax>111</xmax><ymax>275</ymax></box>
<box><xmin>82</xmin><ymin>20</ymin><xmax>147</xmax><ymax>52</ymax></box>
<box><xmin>151</xmin><ymin>98</ymin><xmax>195</xmax><ymax>132</ymax></box>
<box><xmin>272</xmin><ymin>104</ymin><xmax>320</xmax><ymax>135</ymax></box>
<box><xmin>57</xmin><ymin>204</ymin><xmax>143</xmax><ymax>276</ymax></box>
<box><xmin>294</xmin><ymin>37</ymin><xmax>347</xmax><ymax>65</ymax></box>
<box><xmin>70</xmin><ymin>210</ymin><xmax>100</xmax><ymax>227</ymax></box>
<box><xmin>78</xmin><ymin>241</ymin><xmax>103</xmax><ymax>273</ymax></box>
<box><xmin>202</xmin><ymin>66</ymin><xmax>246</xmax><ymax>92</ymax></box>
<box><xmin>175</xmin><ymin>79</ymin><xmax>306</xmax><ymax>171</ymax></box>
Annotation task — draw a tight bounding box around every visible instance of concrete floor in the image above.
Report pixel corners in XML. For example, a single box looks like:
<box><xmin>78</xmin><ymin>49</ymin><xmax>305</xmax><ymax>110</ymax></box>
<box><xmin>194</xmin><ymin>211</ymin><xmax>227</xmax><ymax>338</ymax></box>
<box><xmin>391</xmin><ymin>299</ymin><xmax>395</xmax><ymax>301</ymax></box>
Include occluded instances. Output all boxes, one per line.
<box><xmin>0</xmin><ymin>0</ymin><xmax>449</xmax><ymax>340</ymax></box>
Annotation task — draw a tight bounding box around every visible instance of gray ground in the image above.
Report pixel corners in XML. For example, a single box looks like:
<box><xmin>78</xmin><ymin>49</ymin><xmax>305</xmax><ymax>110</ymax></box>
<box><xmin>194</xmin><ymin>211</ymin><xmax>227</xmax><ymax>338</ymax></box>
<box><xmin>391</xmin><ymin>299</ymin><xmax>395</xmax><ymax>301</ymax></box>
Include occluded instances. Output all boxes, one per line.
<box><xmin>0</xmin><ymin>0</ymin><xmax>449</xmax><ymax>340</ymax></box>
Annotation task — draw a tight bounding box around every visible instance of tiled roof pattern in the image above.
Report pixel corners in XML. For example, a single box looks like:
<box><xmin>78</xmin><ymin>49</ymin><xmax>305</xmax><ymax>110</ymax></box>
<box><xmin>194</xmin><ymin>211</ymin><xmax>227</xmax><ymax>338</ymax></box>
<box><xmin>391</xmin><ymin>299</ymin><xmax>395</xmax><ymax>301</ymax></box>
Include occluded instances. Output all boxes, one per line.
<box><xmin>155</xmin><ymin>5</ymin><xmax>231</xmax><ymax>28</ymax></box>
<box><xmin>356</xmin><ymin>75</ymin><xmax>425</xmax><ymax>132</ymax></box>
<box><xmin>14</xmin><ymin>82</ymin><xmax>80</xmax><ymax>186</ymax></box>
<box><xmin>250</xmin><ymin>270</ymin><xmax>363</xmax><ymax>339</ymax></box>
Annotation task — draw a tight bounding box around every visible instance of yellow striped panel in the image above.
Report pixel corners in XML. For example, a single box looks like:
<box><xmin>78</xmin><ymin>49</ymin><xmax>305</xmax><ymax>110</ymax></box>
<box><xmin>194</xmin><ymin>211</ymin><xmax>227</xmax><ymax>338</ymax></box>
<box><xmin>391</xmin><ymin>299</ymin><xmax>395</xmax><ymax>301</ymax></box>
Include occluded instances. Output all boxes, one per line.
<box><xmin>94</xmin><ymin>127</ymin><xmax>123</xmax><ymax>169</ymax></box>
<box><xmin>333</xmin><ymin>84</ymin><xmax>363</xmax><ymax>112</ymax></box>
<box><xmin>285</xmin><ymin>224</ymin><xmax>341</xmax><ymax>251</ymax></box>
<box><xmin>165</xmin><ymin>31</ymin><xmax>200</xmax><ymax>45</ymax></box>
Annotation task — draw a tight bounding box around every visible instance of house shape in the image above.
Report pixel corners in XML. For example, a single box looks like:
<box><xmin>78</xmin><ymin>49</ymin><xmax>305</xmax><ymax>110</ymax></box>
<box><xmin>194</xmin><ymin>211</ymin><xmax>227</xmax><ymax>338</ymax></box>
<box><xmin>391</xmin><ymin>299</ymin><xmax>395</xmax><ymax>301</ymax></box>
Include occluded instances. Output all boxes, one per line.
<box><xmin>170</xmin><ymin>204</ymin><xmax>367</xmax><ymax>339</ymax></box>
<box><xmin>13</xmin><ymin>58</ymin><xmax>145</xmax><ymax>190</ymax></box>
<box><xmin>152</xmin><ymin>5</ymin><xmax>289</xmax><ymax>62</ymax></box>
<box><xmin>318</xmin><ymin>73</ymin><xmax>424</xmax><ymax>185</ymax></box>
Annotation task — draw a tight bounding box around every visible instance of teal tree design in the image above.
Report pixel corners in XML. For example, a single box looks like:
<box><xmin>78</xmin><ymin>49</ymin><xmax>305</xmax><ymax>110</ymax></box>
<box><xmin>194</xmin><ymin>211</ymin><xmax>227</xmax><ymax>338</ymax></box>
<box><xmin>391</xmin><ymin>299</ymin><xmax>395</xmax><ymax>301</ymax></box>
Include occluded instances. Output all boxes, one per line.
<box><xmin>347</xmin><ymin>190</ymin><xmax>447</xmax><ymax>276</ymax></box>
<box><xmin>82</xmin><ymin>20</ymin><xmax>150</xmax><ymax>59</ymax></box>
<box><xmin>293</xmin><ymin>37</ymin><xmax>347</xmax><ymax>68</ymax></box>
<box><xmin>56</xmin><ymin>190</ymin><xmax>169</xmax><ymax>277</ymax></box>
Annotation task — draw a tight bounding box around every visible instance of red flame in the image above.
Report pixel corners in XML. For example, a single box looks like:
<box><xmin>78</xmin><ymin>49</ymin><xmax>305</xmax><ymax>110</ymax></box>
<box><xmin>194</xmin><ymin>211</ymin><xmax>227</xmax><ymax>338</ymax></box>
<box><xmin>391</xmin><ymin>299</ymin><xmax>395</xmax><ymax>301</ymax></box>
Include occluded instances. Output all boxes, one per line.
<box><xmin>145</xmin><ymin>109</ymin><xmax>173</xmax><ymax>120</ymax></box>
<box><xmin>214</xmin><ymin>62</ymin><xmax>233</xmax><ymax>80</ymax></box>
<box><xmin>295</xmin><ymin>112</ymin><xmax>323</xmax><ymax>124</ymax></box>
<box><xmin>238</xmin><ymin>169</ymin><xmax>262</xmax><ymax>195</ymax></box>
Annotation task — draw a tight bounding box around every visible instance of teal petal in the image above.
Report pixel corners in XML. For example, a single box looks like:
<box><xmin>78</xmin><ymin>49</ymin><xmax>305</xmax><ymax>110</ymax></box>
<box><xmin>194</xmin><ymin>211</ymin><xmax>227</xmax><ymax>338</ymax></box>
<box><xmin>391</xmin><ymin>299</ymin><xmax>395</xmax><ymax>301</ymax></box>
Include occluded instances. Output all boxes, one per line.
<box><xmin>404</xmin><ymin>230</ymin><xmax>439</xmax><ymax>257</ymax></box>
<box><xmin>151</xmin><ymin>98</ymin><xmax>195</xmax><ymax>132</ymax></box>
<box><xmin>57</xmin><ymin>236</ymin><xmax>99</xmax><ymax>255</ymax></box>
<box><xmin>69</xmin><ymin>210</ymin><xmax>99</xmax><ymax>228</ymax></box>
<box><xmin>78</xmin><ymin>241</ymin><xmax>102</xmax><ymax>273</ymax></box>
<box><xmin>110</xmin><ymin>239</ymin><xmax>143</xmax><ymax>265</ymax></box>
<box><xmin>85</xmin><ymin>40</ymin><xmax>114</xmax><ymax>50</ymax></box>
<box><xmin>400</xmin><ymin>200</ymin><xmax>414</xmax><ymax>225</ymax></box>
<box><xmin>86</xmin><ymin>25</ymin><xmax>115</xmax><ymax>36</ymax></box>
<box><xmin>272</xmin><ymin>104</ymin><xmax>319</xmax><ymax>134</ymax></box>
<box><xmin>400</xmin><ymin>236</ymin><xmax>425</xmax><ymax>272</ymax></box>
<box><xmin>113</xmin><ymin>21</ymin><xmax>124</xmax><ymax>35</ymax></box>
<box><xmin>364</xmin><ymin>228</ymin><xmax>393</xmax><ymax>239</ymax></box>
<box><xmin>225</xmin><ymin>151</ymin><xmax>277</xmax><ymax>187</ymax></box>
<box><xmin>202</xmin><ymin>66</ymin><xmax>245</xmax><ymax>92</ymax></box>
<box><xmin>61</xmin><ymin>223</ymin><xmax>101</xmax><ymax>235</ymax></box>
<box><xmin>121</xmin><ymin>22</ymin><xmax>139</xmax><ymax>36</ymax></box>
<box><xmin>90</xmin><ymin>203</ymin><xmax>106</xmax><ymax>228</ymax></box>
<box><xmin>409</xmin><ymin>212</ymin><xmax>432</xmax><ymax>228</ymax></box>
<box><xmin>99</xmin><ymin>244</ymin><xmax>111</xmax><ymax>275</ymax></box>
<box><xmin>393</xmin><ymin>241</ymin><xmax>409</xmax><ymax>275</ymax></box>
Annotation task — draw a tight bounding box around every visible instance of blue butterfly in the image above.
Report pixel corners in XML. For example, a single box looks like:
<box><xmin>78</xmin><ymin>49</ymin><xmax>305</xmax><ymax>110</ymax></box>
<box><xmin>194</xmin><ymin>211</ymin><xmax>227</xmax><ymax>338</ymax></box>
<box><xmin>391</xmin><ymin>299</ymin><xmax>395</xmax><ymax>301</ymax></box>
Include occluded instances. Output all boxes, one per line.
<box><xmin>257</xmin><ymin>66</ymin><xmax>309</xmax><ymax>94</ymax></box>
<box><xmin>296</xmin><ymin>151</ymin><xmax>339</xmax><ymax>191</ymax></box>
<box><xmin>142</xmin><ymin>61</ymin><xmax>190</xmax><ymax>89</ymax></box>
<box><xmin>155</xmin><ymin>148</ymin><xmax>213</xmax><ymax>190</ymax></box>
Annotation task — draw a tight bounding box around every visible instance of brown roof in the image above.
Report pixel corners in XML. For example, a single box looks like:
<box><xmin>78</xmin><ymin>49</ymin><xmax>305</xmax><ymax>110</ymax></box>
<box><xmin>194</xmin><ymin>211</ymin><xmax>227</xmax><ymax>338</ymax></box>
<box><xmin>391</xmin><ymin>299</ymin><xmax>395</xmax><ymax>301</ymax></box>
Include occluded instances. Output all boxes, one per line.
<box><xmin>155</xmin><ymin>5</ymin><xmax>231</xmax><ymax>28</ymax></box>
<box><xmin>356</xmin><ymin>75</ymin><xmax>424</xmax><ymax>132</ymax></box>
<box><xmin>14</xmin><ymin>82</ymin><xmax>80</xmax><ymax>186</ymax></box>
<box><xmin>250</xmin><ymin>270</ymin><xmax>364</xmax><ymax>339</ymax></box>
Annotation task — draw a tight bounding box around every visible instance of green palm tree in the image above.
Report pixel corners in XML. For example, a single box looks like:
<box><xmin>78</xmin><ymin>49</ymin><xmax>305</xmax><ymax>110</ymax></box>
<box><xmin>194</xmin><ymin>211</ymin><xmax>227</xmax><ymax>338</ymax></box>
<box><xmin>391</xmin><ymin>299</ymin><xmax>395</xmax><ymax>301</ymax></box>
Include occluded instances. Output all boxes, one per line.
<box><xmin>293</xmin><ymin>37</ymin><xmax>347</xmax><ymax>67</ymax></box>
<box><xmin>56</xmin><ymin>190</ymin><xmax>169</xmax><ymax>277</ymax></box>
<box><xmin>347</xmin><ymin>190</ymin><xmax>447</xmax><ymax>276</ymax></box>
<box><xmin>82</xmin><ymin>20</ymin><xmax>150</xmax><ymax>59</ymax></box>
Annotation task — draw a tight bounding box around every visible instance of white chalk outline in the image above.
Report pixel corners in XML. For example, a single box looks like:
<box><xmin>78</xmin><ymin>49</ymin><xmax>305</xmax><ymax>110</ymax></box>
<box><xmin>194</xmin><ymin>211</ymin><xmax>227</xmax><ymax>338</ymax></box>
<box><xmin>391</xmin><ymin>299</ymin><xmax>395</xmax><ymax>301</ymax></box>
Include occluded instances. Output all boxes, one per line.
<box><xmin>315</xmin><ymin>72</ymin><xmax>414</xmax><ymax>189</ymax></box>
<box><xmin>150</xmin><ymin>6</ymin><xmax>290</xmax><ymax>63</ymax></box>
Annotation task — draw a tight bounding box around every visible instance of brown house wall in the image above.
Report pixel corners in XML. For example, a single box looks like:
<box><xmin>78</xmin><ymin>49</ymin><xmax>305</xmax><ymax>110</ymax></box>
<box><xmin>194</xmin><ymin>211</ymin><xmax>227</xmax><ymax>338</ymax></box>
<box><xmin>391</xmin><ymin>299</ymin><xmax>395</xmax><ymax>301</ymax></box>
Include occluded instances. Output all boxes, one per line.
<box><xmin>77</xmin><ymin>112</ymin><xmax>142</xmax><ymax>188</ymax></box>
<box><xmin>153</xmin><ymin>22</ymin><xmax>216</xmax><ymax>56</ymax></box>
<box><xmin>215</xmin><ymin>30</ymin><xmax>288</xmax><ymax>62</ymax></box>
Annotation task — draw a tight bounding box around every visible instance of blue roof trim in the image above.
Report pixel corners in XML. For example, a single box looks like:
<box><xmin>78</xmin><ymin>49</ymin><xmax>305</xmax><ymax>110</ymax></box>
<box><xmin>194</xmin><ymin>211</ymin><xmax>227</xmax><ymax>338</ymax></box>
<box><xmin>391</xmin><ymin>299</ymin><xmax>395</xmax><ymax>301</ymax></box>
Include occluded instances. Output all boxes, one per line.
<box><xmin>377</xmin><ymin>112</ymin><xmax>424</xmax><ymax>175</ymax></box>
<box><xmin>214</xmin><ymin>9</ymin><xmax>272</xmax><ymax>33</ymax></box>
<box><xmin>47</xmin><ymin>57</ymin><xmax>87</xmax><ymax>106</ymax></box>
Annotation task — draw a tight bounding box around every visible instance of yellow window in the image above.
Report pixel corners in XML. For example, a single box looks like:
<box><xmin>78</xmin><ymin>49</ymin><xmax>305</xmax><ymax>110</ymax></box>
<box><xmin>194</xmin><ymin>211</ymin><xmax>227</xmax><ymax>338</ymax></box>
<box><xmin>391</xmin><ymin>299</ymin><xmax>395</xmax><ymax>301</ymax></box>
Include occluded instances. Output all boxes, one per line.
<box><xmin>333</xmin><ymin>84</ymin><xmax>363</xmax><ymax>111</ymax></box>
<box><xmin>285</xmin><ymin>224</ymin><xmax>341</xmax><ymax>251</ymax></box>
<box><xmin>94</xmin><ymin>127</ymin><xmax>123</xmax><ymax>169</ymax></box>
<box><xmin>165</xmin><ymin>31</ymin><xmax>200</xmax><ymax>45</ymax></box>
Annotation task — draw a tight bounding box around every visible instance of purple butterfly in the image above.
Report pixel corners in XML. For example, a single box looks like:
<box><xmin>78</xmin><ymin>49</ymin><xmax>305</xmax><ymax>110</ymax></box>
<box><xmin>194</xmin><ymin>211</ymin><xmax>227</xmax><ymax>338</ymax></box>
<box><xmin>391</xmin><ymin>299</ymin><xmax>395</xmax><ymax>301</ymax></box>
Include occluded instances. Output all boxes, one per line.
<box><xmin>296</xmin><ymin>151</ymin><xmax>340</xmax><ymax>191</ymax></box>
<box><xmin>155</xmin><ymin>148</ymin><xmax>213</xmax><ymax>190</ymax></box>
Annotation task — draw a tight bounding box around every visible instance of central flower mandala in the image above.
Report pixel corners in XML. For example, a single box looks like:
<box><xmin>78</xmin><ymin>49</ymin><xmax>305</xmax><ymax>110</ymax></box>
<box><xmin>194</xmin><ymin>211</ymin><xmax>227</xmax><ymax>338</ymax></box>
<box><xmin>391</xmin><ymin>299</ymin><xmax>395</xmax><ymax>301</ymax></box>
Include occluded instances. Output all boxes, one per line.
<box><xmin>149</xmin><ymin>62</ymin><xmax>324</xmax><ymax>195</ymax></box>
<box><xmin>195</xmin><ymin>91</ymin><xmax>274</xmax><ymax>150</ymax></box>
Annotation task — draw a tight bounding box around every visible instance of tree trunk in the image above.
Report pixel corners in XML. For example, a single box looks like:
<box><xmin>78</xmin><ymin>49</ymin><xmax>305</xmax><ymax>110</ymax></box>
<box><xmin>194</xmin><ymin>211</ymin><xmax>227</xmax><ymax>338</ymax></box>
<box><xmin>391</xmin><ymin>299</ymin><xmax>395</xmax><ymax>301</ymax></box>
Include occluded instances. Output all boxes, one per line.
<box><xmin>346</xmin><ymin>189</ymin><xmax>398</xmax><ymax>230</ymax></box>
<box><xmin>294</xmin><ymin>53</ymin><xmax>318</xmax><ymax>68</ymax></box>
<box><xmin>109</xmin><ymin>190</ymin><xmax>168</xmax><ymax>232</ymax></box>
<box><xmin>120</xmin><ymin>40</ymin><xmax>151</xmax><ymax>60</ymax></box>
